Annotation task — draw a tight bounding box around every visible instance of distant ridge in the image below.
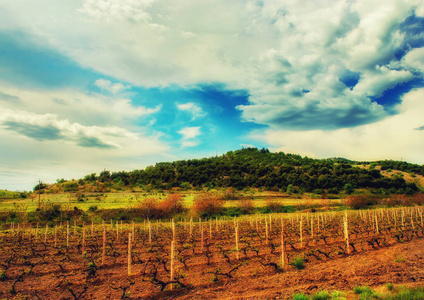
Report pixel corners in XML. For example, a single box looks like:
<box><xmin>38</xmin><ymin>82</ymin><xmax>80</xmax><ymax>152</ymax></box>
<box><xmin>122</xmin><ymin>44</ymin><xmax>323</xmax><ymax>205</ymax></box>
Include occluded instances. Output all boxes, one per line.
<box><xmin>39</xmin><ymin>148</ymin><xmax>423</xmax><ymax>195</ymax></box>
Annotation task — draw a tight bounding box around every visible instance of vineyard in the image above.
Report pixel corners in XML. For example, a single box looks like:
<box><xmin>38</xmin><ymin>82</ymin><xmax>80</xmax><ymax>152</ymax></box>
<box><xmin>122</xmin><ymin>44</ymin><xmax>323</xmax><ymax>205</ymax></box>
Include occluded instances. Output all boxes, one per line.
<box><xmin>0</xmin><ymin>207</ymin><xmax>423</xmax><ymax>299</ymax></box>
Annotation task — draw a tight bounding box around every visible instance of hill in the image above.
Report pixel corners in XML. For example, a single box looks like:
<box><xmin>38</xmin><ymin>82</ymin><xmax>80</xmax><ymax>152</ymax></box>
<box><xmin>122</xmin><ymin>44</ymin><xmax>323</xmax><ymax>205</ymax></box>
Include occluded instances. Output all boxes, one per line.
<box><xmin>37</xmin><ymin>148</ymin><xmax>422</xmax><ymax>196</ymax></box>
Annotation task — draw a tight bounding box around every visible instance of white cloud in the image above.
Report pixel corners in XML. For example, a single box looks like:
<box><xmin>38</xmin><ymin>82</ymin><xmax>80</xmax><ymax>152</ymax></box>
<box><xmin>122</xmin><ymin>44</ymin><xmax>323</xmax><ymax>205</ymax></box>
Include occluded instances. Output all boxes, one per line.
<box><xmin>0</xmin><ymin>106</ymin><xmax>135</xmax><ymax>149</ymax></box>
<box><xmin>178</xmin><ymin>126</ymin><xmax>201</xmax><ymax>140</ymax></box>
<box><xmin>2</xmin><ymin>0</ymin><xmax>423</xmax><ymax>132</ymax></box>
<box><xmin>177</xmin><ymin>102</ymin><xmax>206</xmax><ymax>120</ymax></box>
<box><xmin>403</xmin><ymin>47</ymin><xmax>424</xmax><ymax>73</ymax></box>
<box><xmin>251</xmin><ymin>88</ymin><xmax>424</xmax><ymax>164</ymax></box>
<box><xmin>95</xmin><ymin>78</ymin><xmax>129</xmax><ymax>94</ymax></box>
<box><xmin>0</xmin><ymin>86</ymin><xmax>161</xmax><ymax>127</ymax></box>
<box><xmin>0</xmin><ymin>85</ymin><xmax>168</xmax><ymax>190</ymax></box>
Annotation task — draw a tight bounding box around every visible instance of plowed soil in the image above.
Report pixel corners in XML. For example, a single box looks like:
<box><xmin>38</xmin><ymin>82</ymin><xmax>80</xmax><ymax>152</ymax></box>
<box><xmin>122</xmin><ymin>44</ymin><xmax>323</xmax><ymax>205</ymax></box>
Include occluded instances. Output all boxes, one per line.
<box><xmin>157</xmin><ymin>238</ymin><xmax>424</xmax><ymax>299</ymax></box>
<box><xmin>2</xmin><ymin>236</ymin><xmax>423</xmax><ymax>299</ymax></box>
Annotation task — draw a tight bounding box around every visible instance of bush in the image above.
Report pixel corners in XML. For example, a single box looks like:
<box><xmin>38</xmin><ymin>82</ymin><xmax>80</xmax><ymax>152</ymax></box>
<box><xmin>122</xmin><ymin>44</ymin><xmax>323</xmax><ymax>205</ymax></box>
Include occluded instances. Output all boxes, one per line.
<box><xmin>353</xmin><ymin>286</ymin><xmax>376</xmax><ymax>299</ymax></box>
<box><xmin>135</xmin><ymin>197</ymin><xmax>162</xmax><ymax>219</ymax></box>
<box><xmin>290</xmin><ymin>257</ymin><xmax>305</xmax><ymax>270</ymax></box>
<box><xmin>346</xmin><ymin>195</ymin><xmax>380</xmax><ymax>209</ymax></box>
<box><xmin>88</xmin><ymin>205</ymin><xmax>98</xmax><ymax>212</ymax></box>
<box><xmin>293</xmin><ymin>294</ymin><xmax>309</xmax><ymax>300</ymax></box>
<box><xmin>224</xmin><ymin>207</ymin><xmax>242</xmax><ymax>217</ymax></box>
<box><xmin>265</xmin><ymin>198</ymin><xmax>282</xmax><ymax>213</ymax></box>
<box><xmin>221</xmin><ymin>188</ymin><xmax>238</xmax><ymax>200</ymax></box>
<box><xmin>159</xmin><ymin>193</ymin><xmax>184</xmax><ymax>218</ymax></box>
<box><xmin>311</xmin><ymin>291</ymin><xmax>330</xmax><ymax>300</ymax></box>
<box><xmin>236</xmin><ymin>199</ymin><xmax>254</xmax><ymax>214</ymax></box>
<box><xmin>192</xmin><ymin>193</ymin><xmax>225</xmax><ymax>217</ymax></box>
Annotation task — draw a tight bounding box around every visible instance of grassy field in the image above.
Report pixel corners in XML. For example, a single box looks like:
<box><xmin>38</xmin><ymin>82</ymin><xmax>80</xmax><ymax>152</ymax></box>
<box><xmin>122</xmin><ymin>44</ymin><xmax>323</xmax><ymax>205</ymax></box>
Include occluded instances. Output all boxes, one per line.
<box><xmin>0</xmin><ymin>190</ymin><xmax>341</xmax><ymax>212</ymax></box>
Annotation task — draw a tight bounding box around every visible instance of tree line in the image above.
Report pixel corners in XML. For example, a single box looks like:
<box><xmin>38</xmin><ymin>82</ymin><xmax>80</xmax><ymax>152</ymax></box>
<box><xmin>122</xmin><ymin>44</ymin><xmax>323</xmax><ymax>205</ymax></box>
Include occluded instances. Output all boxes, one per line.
<box><xmin>69</xmin><ymin>148</ymin><xmax>419</xmax><ymax>195</ymax></box>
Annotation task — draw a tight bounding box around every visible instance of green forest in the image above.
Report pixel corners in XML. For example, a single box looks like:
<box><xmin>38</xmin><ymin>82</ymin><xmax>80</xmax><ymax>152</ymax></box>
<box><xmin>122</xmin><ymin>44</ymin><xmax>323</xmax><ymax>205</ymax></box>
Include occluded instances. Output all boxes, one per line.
<box><xmin>41</xmin><ymin>148</ymin><xmax>422</xmax><ymax>195</ymax></box>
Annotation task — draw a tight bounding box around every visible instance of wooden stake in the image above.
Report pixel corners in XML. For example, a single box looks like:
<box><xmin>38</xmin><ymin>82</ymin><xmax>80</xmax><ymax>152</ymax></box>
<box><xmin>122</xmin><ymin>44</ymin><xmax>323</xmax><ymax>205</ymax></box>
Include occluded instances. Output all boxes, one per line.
<box><xmin>82</xmin><ymin>226</ymin><xmax>86</xmax><ymax>255</ymax></box>
<box><xmin>170</xmin><ymin>240</ymin><xmax>175</xmax><ymax>290</ymax></box>
<box><xmin>344</xmin><ymin>212</ymin><xmax>350</xmax><ymax>254</ymax></box>
<box><xmin>67</xmin><ymin>222</ymin><xmax>69</xmax><ymax>247</ymax></box>
<box><xmin>281</xmin><ymin>219</ymin><xmax>286</xmax><ymax>268</ymax></box>
<box><xmin>201</xmin><ymin>222</ymin><xmax>204</xmax><ymax>253</ymax></box>
<box><xmin>148</xmin><ymin>221</ymin><xmax>152</xmax><ymax>244</ymax></box>
<box><xmin>235</xmin><ymin>225</ymin><xmax>239</xmax><ymax>260</ymax></box>
<box><xmin>375</xmin><ymin>213</ymin><xmax>379</xmax><ymax>234</ymax></box>
<box><xmin>116</xmin><ymin>222</ymin><xmax>119</xmax><ymax>241</ymax></box>
<box><xmin>102</xmin><ymin>226</ymin><xmax>106</xmax><ymax>266</ymax></box>
<box><xmin>300</xmin><ymin>217</ymin><xmax>303</xmax><ymax>248</ymax></box>
<box><xmin>311</xmin><ymin>218</ymin><xmax>314</xmax><ymax>238</ymax></box>
<box><xmin>54</xmin><ymin>225</ymin><xmax>57</xmax><ymax>248</ymax></box>
<box><xmin>265</xmin><ymin>218</ymin><xmax>269</xmax><ymax>245</ymax></box>
<box><xmin>44</xmin><ymin>224</ymin><xmax>48</xmax><ymax>244</ymax></box>
<box><xmin>128</xmin><ymin>233</ymin><xmax>132</xmax><ymax>276</ymax></box>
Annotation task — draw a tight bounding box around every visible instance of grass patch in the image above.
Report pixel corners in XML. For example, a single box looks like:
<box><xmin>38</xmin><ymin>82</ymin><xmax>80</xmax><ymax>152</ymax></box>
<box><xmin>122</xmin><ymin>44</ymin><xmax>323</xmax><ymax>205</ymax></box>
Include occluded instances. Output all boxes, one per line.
<box><xmin>290</xmin><ymin>257</ymin><xmax>305</xmax><ymax>270</ymax></box>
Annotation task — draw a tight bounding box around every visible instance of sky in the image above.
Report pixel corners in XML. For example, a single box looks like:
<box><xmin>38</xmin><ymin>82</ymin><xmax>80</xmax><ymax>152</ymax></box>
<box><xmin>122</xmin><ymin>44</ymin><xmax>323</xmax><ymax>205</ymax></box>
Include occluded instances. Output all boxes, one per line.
<box><xmin>0</xmin><ymin>0</ymin><xmax>424</xmax><ymax>191</ymax></box>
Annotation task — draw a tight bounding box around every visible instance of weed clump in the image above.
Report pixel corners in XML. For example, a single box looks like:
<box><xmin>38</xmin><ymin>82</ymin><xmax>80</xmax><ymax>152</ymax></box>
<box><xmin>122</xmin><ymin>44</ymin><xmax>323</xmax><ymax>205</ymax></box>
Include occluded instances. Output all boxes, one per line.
<box><xmin>290</xmin><ymin>257</ymin><xmax>305</xmax><ymax>270</ymax></box>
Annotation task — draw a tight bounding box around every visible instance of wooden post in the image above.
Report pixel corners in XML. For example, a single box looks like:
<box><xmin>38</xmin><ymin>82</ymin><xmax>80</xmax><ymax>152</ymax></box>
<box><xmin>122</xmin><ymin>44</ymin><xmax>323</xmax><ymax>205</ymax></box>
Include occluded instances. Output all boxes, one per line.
<box><xmin>401</xmin><ymin>209</ymin><xmax>405</xmax><ymax>228</ymax></box>
<box><xmin>300</xmin><ymin>216</ymin><xmax>303</xmax><ymax>248</ymax></box>
<box><xmin>91</xmin><ymin>221</ymin><xmax>94</xmax><ymax>236</ymax></box>
<box><xmin>67</xmin><ymin>222</ymin><xmax>69</xmax><ymax>248</ymax></box>
<box><xmin>311</xmin><ymin>218</ymin><xmax>314</xmax><ymax>238</ymax></box>
<box><xmin>148</xmin><ymin>221</ymin><xmax>152</xmax><ymax>244</ymax></box>
<box><xmin>344</xmin><ymin>211</ymin><xmax>350</xmax><ymax>254</ymax></box>
<box><xmin>82</xmin><ymin>226</ymin><xmax>86</xmax><ymax>255</ymax></box>
<box><xmin>74</xmin><ymin>219</ymin><xmax>76</xmax><ymax>236</ymax></box>
<box><xmin>170</xmin><ymin>240</ymin><xmax>175</xmax><ymax>290</ymax></box>
<box><xmin>235</xmin><ymin>225</ymin><xmax>239</xmax><ymax>260</ymax></box>
<box><xmin>265</xmin><ymin>218</ymin><xmax>269</xmax><ymax>245</ymax></box>
<box><xmin>102</xmin><ymin>226</ymin><xmax>106</xmax><ymax>266</ymax></box>
<box><xmin>54</xmin><ymin>225</ymin><xmax>57</xmax><ymax>248</ymax></box>
<box><xmin>201</xmin><ymin>222</ymin><xmax>204</xmax><ymax>253</ymax></box>
<box><xmin>209</xmin><ymin>220</ymin><xmax>212</xmax><ymax>239</ymax></box>
<box><xmin>44</xmin><ymin>224</ymin><xmax>48</xmax><ymax>244</ymax></box>
<box><xmin>172</xmin><ymin>219</ymin><xmax>176</xmax><ymax>243</ymax></box>
<box><xmin>116</xmin><ymin>222</ymin><xmax>119</xmax><ymax>242</ymax></box>
<box><xmin>375</xmin><ymin>213</ymin><xmax>379</xmax><ymax>234</ymax></box>
<box><xmin>411</xmin><ymin>209</ymin><xmax>415</xmax><ymax>229</ymax></box>
<box><xmin>281</xmin><ymin>218</ymin><xmax>286</xmax><ymax>268</ymax></box>
<box><xmin>128</xmin><ymin>233</ymin><xmax>132</xmax><ymax>276</ymax></box>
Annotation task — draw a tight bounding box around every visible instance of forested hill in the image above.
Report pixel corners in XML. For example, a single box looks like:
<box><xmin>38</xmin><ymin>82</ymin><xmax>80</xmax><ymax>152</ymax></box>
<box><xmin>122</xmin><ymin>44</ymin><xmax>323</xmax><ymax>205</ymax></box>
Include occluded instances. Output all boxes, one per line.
<box><xmin>45</xmin><ymin>148</ymin><xmax>423</xmax><ymax>195</ymax></box>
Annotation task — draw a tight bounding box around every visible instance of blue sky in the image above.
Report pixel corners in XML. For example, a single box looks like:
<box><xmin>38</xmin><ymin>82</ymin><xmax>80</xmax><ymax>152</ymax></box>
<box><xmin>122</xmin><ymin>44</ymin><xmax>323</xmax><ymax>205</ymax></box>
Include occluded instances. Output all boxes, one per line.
<box><xmin>0</xmin><ymin>0</ymin><xmax>424</xmax><ymax>190</ymax></box>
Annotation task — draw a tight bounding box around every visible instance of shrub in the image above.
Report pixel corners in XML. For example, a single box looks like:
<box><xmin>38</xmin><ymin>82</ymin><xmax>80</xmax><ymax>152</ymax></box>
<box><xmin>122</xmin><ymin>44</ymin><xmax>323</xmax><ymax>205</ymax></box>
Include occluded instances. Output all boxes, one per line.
<box><xmin>236</xmin><ymin>199</ymin><xmax>254</xmax><ymax>214</ymax></box>
<box><xmin>88</xmin><ymin>205</ymin><xmax>98</xmax><ymax>212</ymax></box>
<box><xmin>311</xmin><ymin>291</ymin><xmax>330</xmax><ymax>300</ymax></box>
<box><xmin>293</xmin><ymin>294</ymin><xmax>309</xmax><ymax>300</ymax></box>
<box><xmin>192</xmin><ymin>193</ymin><xmax>224</xmax><ymax>217</ymax></box>
<box><xmin>385</xmin><ymin>283</ymin><xmax>394</xmax><ymax>291</ymax></box>
<box><xmin>159</xmin><ymin>193</ymin><xmax>184</xmax><ymax>218</ymax></box>
<box><xmin>353</xmin><ymin>285</ymin><xmax>377</xmax><ymax>299</ymax></box>
<box><xmin>135</xmin><ymin>197</ymin><xmax>162</xmax><ymax>219</ymax></box>
<box><xmin>221</xmin><ymin>188</ymin><xmax>238</xmax><ymax>200</ymax></box>
<box><xmin>346</xmin><ymin>195</ymin><xmax>380</xmax><ymax>209</ymax></box>
<box><xmin>389</xmin><ymin>286</ymin><xmax>424</xmax><ymax>299</ymax></box>
<box><xmin>290</xmin><ymin>257</ymin><xmax>305</xmax><ymax>270</ymax></box>
<box><xmin>265</xmin><ymin>198</ymin><xmax>282</xmax><ymax>213</ymax></box>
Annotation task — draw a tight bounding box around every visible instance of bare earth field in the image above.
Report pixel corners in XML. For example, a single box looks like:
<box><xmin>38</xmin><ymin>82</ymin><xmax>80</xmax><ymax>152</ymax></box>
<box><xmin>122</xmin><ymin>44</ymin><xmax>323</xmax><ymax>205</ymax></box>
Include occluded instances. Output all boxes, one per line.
<box><xmin>169</xmin><ymin>238</ymin><xmax>424</xmax><ymax>300</ymax></box>
<box><xmin>1</xmin><ymin>210</ymin><xmax>424</xmax><ymax>300</ymax></box>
